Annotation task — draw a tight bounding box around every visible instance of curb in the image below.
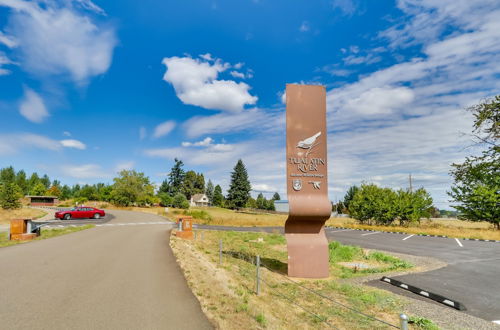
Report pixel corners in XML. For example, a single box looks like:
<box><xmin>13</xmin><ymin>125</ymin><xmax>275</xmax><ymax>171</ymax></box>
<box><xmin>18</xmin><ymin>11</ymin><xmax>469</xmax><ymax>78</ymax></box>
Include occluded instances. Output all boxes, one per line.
<box><xmin>380</xmin><ymin>276</ymin><xmax>466</xmax><ymax>311</ymax></box>
<box><xmin>327</xmin><ymin>226</ymin><xmax>500</xmax><ymax>243</ymax></box>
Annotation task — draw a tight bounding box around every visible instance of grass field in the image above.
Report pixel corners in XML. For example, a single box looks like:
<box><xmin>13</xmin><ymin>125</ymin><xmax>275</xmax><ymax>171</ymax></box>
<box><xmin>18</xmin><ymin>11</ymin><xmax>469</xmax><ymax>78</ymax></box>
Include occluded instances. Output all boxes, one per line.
<box><xmin>0</xmin><ymin>207</ymin><xmax>47</xmax><ymax>225</ymax></box>
<box><xmin>92</xmin><ymin>203</ymin><xmax>500</xmax><ymax>241</ymax></box>
<box><xmin>0</xmin><ymin>225</ymin><xmax>94</xmax><ymax>248</ymax></box>
<box><xmin>171</xmin><ymin>230</ymin><xmax>437</xmax><ymax>329</ymax></box>
<box><xmin>168</xmin><ymin>206</ymin><xmax>500</xmax><ymax>241</ymax></box>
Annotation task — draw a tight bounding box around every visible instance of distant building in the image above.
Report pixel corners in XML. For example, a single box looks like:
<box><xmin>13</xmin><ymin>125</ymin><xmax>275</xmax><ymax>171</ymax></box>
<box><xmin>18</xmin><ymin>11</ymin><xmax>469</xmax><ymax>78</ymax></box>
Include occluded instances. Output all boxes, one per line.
<box><xmin>274</xmin><ymin>200</ymin><xmax>289</xmax><ymax>213</ymax></box>
<box><xmin>26</xmin><ymin>196</ymin><xmax>59</xmax><ymax>206</ymax></box>
<box><xmin>190</xmin><ymin>194</ymin><xmax>209</xmax><ymax>207</ymax></box>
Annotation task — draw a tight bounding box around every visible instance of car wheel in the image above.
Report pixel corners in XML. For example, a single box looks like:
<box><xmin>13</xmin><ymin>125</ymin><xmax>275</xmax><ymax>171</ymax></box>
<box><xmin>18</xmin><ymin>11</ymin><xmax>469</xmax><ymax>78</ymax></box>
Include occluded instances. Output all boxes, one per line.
<box><xmin>93</xmin><ymin>213</ymin><xmax>101</xmax><ymax>219</ymax></box>
<box><xmin>64</xmin><ymin>214</ymin><xmax>71</xmax><ymax>220</ymax></box>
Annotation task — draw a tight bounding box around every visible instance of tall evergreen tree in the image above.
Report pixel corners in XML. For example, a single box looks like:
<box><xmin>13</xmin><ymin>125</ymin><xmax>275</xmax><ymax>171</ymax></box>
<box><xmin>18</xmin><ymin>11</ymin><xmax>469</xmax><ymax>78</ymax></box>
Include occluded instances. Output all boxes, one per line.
<box><xmin>27</xmin><ymin>173</ymin><xmax>40</xmax><ymax>193</ymax></box>
<box><xmin>41</xmin><ymin>174</ymin><xmax>51</xmax><ymax>189</ymax></box>
<box><xmin>31</xmin><ymin>182</ymin><xmax>47</xmax><ymax>196</ymax></box>
<box><xmin>195</xmin><ymin>173</ymin><xmax>205</xmax><ymax>193</ymax></box>
<box><xmin>343</xmin><ymin>185</ymin><xmax>360</xmax><ymax>214</ymax></box>
<box><xmin>168</xmin><ymin>158</ymin><xmax>185</xmax><ymax>195</ymax></box>
<box><xmin>205</xmin><ymin>180</ymin><xmax>214</xmax><ymax>204</ymax></box>
<box><xmin>60</xmin><ymin>185</ymin><xmax>72</xmax><ymax>200</ymax></box>
<box><xmin>0</xmin><ymin>166</ymin><xmax>16</xmax><ymax>184</ymax></box>
<box><xmin>16</xmin><ymin>170</ymin><xmax>28</xmax><ymax>195</ymax></box>
<box><xmin>158</xmin><ymin>179</ymin><xmax>171</xmax><ymax>195</ymax></box>
<box><xmin>212</xmin><ymin>184</ymin><xmax>224</xmax><ymax>207</ymax></box>
<box><xmin>272</xmin><ymin>192</ymin><xmax>281</xmax><ymax>201</ymax></box>
<box><xmin>182</xmin><ymin>170</ymin><xmax>198</xmax><ymax>200</ymax></box>
<box><xmin>227</xmin><ymin>159</ymin><xmax>251</xmax><ymax>209</ymax></box>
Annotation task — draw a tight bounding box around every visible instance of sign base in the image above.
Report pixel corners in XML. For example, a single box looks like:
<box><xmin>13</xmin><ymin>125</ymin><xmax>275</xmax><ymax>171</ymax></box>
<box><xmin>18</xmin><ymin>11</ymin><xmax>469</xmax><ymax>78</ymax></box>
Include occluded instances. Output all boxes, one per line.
<box><xmin>285</xmin><ymin>220</ymin><xmax>329</xmax><ymax>278</ymax></box>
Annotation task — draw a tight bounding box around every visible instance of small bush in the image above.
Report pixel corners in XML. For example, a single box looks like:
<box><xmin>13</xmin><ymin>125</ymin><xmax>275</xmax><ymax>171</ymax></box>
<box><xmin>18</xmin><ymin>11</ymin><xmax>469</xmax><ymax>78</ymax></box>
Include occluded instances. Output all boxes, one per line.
<box><xmin>173</xmin><ymin>193</ymin><xmax>190</xmax><ymax>209</ymax></box>
<box><xmin>184</xmin><ymin>209</ymin><xmax>212</xmax><ymax>222</ymax></box>
<box><xmin>328</xmin><ymin>241</ymin><xmax>363</xmax><ymax>262</ymax></box>
<box><xmin>409</xmin><ymin>316</ymin><xmax>439</xmax><ymax>330</ymax></box>
<box><xmin>254</xmin><ymin>313</ymin><xmax>267</xmax><ymax>326</ymax></box>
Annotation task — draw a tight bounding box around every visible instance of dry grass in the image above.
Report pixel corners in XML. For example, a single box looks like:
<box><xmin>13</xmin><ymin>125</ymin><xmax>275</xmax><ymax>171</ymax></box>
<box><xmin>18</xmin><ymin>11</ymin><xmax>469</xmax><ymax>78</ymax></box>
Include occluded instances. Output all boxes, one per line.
<box><xmin>327</xmin><ymin>217</ymin><xmax>500</xmax><ymax>241</ymax></box>
<box><xmin>0</xmin><ymin>207</ymin><xmax>47</xmax><ymax>225</ymax></box>
<box><xmin>102</xmin><ymin>204</ymin><xmax>500</xmax><ymax>240</ymax></box>
<box><xmin>170</xmin><ymin>230</ymin><xmax>434</xmax><ymax>329</ymax></box>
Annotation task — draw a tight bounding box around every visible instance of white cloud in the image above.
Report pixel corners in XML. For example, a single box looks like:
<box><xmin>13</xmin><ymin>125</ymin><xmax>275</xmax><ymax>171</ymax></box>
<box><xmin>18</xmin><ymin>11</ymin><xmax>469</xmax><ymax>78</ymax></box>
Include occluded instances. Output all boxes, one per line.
<box><xmin>19</xmin><ymin>88</ymin><xmax>49</xmax><ymax>123</ymax></box>
<box><xmin>182</xmin><ymin>108</ymin><xmax>279</xmax><ymax>138</ymax></box>
<box><xmin>229</xmin><ymin>71</ymin><xmax>245</xmax><ymax>79</ymax></box>
<box><xmin>0</xmin><ymin>0</ymin><xmax>117</xmax><ymax>84</ymax></box>
<box><xmin>74</xmin><ymin>0</ymin><xmax>106</xmax><ymax>16</ymax></box>
<box><xmin>153</xmin><ymin>120</ymin><xmax>176</xmax><ymax>139</ymax></box>
<box><xmin>63</xmin><ymin>131</ymin><xmax>71</xmax><ymax>137</ymax></box>
<box><xmin>60</xmin><ymin>139</ymin><xmax>86</xmax><ymax>150</ymax></box>
<box><xmin>0</xmin><ymin>52</ymin><xmax>14</xmax><ymax>75</ymax></box>
<box><xmin>115</xmin><ymin>161</ymin><xmax>135</xmax><ymax>172</ymax></box>
<box><xmin>0</xmin><ymin>31</ymin><xmax>17</xmax><ymax>48</ymax></box>
<box><xmin>162</xmin><ymin>55</ymin><xmax>258</xmax><ymax>112</ymax></box>
<box><xmin>0</xmin><ymin>133</ymin><xmax>61</xmax><ymax>155</ymax></box>
<box><xmin>331</xmin><ymin>0</ymin><xmax>357</xmax><ymax>16</ymax></box>
<box><xmin>299</xmin><ymin>21</ymin><xmax>310</xmax><ymax>32</ymax></box>
<box><xmin>343</xmin><ymin>53</ymin><xmax>382</xmax><ymax>65</ymax></box>
<box><xmin>61</xmin><ymin>164</ymin><xmax>108</xmax><ymax>179</ymax></box>
<box><xmin>344</xmin><ymin>87</ymin><xmax>415</xmax><ymax>115</ymax></box>
<box><xmin>182</xmin><ymin>137</ymin><xmax>214</xmax><ymax>147</ymax></box>
<box><xmin>252</xmin><ymin>183</ymin><xmax>278</xmax><ymax>193</ymax></box>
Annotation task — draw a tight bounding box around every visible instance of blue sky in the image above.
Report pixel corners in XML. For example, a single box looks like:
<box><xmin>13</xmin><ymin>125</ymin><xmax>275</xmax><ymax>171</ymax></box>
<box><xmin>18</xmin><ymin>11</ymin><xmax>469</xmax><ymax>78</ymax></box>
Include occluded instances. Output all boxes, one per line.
<box><xmin>1</xmin><ymin>0</ymin><xmax>499</xmax><ymax>209</ymax></box>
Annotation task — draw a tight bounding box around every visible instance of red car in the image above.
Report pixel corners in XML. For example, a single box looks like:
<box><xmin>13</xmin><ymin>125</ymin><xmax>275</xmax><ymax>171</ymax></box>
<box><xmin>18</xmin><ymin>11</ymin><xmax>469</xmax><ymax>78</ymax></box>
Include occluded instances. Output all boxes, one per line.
<box><xmin>55</xmin><ymin>207</ymin><xmax>105</xmax><ymax>220</ymax></box>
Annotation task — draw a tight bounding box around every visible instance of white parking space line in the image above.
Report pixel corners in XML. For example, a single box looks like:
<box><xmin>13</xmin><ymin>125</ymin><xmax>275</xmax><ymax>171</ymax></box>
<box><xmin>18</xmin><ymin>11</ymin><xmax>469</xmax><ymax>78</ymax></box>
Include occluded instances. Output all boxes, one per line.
<box><xmin>492</xmin><ymin>320</ymin><xmax>500</xmax><ymax>325</ymax></box>
<box><xmin>402</xmin><ymin>234</ymin><xmax>415</xmax><ymax>241</ymax></box>
<box><xmin>329</xmin><ymin>229</ymin><xmax>355</xmax><ymax>233</ymax></box>
<box><xmin>361</xmin><ymin>231</ymin><xmax>381</xmax><ymax>236</ymax></box>
<box><xmin>455</xmin><ymin>238</ymin><xmax>464</xmax><ymax>247</ymax></box>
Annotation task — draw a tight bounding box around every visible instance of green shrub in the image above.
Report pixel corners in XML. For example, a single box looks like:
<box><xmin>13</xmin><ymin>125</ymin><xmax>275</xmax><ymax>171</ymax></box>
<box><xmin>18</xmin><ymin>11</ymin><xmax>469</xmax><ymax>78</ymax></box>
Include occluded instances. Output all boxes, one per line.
<box><xmin>173</xmin><ymin>193</ymin><xmax>190</xmax><ymax>209</ymax></box>
<box><xmin>328</xmin><ymin>241</ymin><xmax>363</xmax><ymax>262</ymax></box>
<box><xmin>184</xmin><ymin>209</ymin><xmax>212</xmax><ymax>222</ymax></box>
<box><xmin>409</xmin><ymin>316</ymin><xmax>439</xmax><ymax>330</ymax></box>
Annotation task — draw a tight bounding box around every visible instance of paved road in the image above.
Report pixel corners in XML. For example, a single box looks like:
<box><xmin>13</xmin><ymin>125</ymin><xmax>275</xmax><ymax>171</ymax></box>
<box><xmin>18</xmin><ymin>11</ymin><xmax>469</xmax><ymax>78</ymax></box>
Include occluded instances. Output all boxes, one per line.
<box><xmin>325</xmin><ymin>229</ymin><xmax>500</xmax><ymax>323</ymax></box>
<box><xmin>193</xmin><ymin>224</ymin><xmax>500</xmax><ymax>323</ymax></box>
<box><xmin>0</xmin><ymin>210</ymin><xmax>212</xmax><ymax>330</ymax></box>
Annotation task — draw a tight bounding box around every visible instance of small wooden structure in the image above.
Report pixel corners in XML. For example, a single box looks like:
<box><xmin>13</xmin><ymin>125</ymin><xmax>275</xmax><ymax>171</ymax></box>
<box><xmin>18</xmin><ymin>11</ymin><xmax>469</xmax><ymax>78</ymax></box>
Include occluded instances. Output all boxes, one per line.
<box><xmin>26</xmin><ymin>195</ymin><xmax>58</xmax><ymax>206</ymax></box>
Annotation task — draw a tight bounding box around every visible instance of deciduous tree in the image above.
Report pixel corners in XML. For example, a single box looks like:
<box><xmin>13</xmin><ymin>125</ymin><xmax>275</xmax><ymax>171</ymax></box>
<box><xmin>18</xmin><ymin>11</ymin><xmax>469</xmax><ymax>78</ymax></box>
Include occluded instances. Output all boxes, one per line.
<box><xmin>449</xmin><ymin>96</ymin><xmax>500</xmax><ymax>229</ymax></box>
<box><xmin>0</xmin><ymin>182</ymin><xmax>22</xmax><ymax>209</ymax></box>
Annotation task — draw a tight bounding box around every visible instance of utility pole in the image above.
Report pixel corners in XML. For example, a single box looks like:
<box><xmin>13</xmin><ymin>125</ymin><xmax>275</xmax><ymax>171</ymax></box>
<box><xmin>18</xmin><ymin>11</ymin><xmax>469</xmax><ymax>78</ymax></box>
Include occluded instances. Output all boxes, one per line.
<box><xmin>409</xmin><ymin>174</ymin><xmax>413</xmax><ymax>192</ymax></box>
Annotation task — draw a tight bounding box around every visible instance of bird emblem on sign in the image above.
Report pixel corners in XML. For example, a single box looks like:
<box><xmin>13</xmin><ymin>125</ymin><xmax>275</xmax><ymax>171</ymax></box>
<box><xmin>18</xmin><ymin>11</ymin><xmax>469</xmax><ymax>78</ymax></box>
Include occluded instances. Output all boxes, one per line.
<box><xmin>292</xmin><ymin>179</ymin><xmax>302</xmax><ymax>191</ymax></box>
<box><xmin>309</xmin><ymin>181</ymin><xmax>321</xmax><ymax>189</ymax></box>
<box><xmin>297</xmin><ymin>131</ymin><xmax>321</xmax><ymax>156</ymax></box>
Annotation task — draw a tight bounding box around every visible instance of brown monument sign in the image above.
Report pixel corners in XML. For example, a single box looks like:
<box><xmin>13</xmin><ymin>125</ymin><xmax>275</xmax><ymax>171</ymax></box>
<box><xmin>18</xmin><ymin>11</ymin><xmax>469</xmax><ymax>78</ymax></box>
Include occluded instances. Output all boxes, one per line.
<box><xmin>285</xmin><ymin>84</ymin><xmax>331</xmax><ymax>278</ymax></box>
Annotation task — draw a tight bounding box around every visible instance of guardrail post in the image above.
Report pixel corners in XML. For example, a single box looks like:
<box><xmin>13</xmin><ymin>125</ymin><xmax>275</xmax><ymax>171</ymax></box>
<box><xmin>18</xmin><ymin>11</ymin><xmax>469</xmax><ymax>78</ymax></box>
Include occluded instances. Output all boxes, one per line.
<box><xmin>256</xmin><ymin>255</ymin><xmax>261</xmax><ymax>295</ymax></box>
<box><xmin>178</xmin><ymin>220</ymin><xmax>182</xmax><ymax>231</ymax></box>
<box><xmin>194</xmin><ymin>231</ymin><xmax>197</xmax><ymax>240</ymax></box>
<box><xmin>219</xmin><ymin>239</ymin><xmax>223</xmax><ymax>265</ymax></box>
<box><xmin>6</xmin><ymin>227</ymin><xmax>10</xmax><ymax>241</ymax></box>
<box><xmin>399</xmin><ymin>313</ymin><xmax>408</xmax><ymax>330</ymax></box>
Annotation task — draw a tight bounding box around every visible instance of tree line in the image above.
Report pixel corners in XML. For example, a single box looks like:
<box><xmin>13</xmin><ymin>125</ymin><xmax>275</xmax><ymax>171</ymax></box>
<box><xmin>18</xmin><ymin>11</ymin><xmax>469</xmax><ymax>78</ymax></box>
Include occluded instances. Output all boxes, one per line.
<box><xmin>0</xmin><ymin>158</ymin><xmax>280</xmax><ymax>212</ymax></box>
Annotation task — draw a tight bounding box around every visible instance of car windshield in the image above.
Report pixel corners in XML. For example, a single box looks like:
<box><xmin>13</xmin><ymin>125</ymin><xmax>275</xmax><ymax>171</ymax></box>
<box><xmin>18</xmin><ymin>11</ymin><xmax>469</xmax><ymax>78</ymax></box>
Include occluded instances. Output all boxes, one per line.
<box><xmin>70</xmin><ymin>207</ymin><xmax>78</xmax><ymax>211</ymax></box>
